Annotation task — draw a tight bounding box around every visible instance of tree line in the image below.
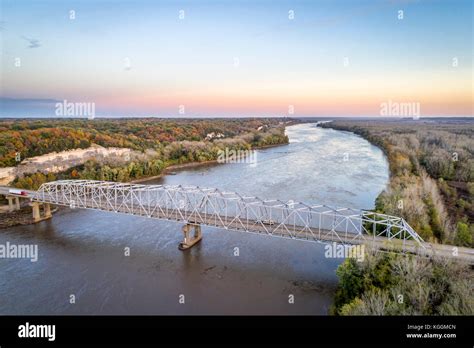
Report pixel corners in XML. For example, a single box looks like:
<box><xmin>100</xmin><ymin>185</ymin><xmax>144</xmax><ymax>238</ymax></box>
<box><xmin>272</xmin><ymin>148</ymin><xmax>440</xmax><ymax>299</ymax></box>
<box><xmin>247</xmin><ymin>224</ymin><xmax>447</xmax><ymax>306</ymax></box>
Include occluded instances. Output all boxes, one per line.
<box><xmin>10</xmin><ymin>120</ymin><xmax>289</xmax><ymax>189</ymax></box>
<box><xmin>0</xmin><ymin>118</ymin><xmax>291</xmax><ymax>167</ymax></box>
<box><xmin>321</xmin><ymin>119</ymin><xmax>473</xmax><ymax>247</ymax></box>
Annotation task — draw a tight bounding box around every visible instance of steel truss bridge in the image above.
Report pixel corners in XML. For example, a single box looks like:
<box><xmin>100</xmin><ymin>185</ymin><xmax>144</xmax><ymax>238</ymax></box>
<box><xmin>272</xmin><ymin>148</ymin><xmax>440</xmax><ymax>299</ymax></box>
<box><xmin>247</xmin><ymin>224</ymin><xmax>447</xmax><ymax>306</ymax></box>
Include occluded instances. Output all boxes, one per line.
<box><xmin>26</xmin><ymin>179</ymin><xmax>474</xmax><ymax>262</ymax></box>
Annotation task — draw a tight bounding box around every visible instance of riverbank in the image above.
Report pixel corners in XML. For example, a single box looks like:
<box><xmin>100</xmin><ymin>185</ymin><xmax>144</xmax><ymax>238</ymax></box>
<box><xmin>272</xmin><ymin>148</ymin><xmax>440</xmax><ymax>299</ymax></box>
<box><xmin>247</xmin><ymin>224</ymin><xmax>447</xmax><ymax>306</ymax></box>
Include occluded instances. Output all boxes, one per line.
<box><xmin>319</xmin><ymin>119</ymin><xmax>473</xmax><ymax>247</ymax></box>
<box><xmin>9</xmin><ymin>121</ymin><xmax>290</xmax><ymax>190</ymax></box>
<box><xmin>131</xmin><ymin>160</ymin><xmax>220</xmax><ymax>183</ymax></box>
<box><xmin>0</xmin><ymin>205</ymin><xmax>59</xmax><ymax>229</ymax></box>
<box><xmin>131</xmin><ymin>142</ymin><xmax>289</xmax><ymax>184</ymax></box>
<box><xmin>0</xmin><ymin>129</ymin><xmax>291</xmax><ymax>228</ymax></box>
<box><xmin>318</xmin><ymin>120</ymin><xmax>474</xmax><ymax>316</ymax></box>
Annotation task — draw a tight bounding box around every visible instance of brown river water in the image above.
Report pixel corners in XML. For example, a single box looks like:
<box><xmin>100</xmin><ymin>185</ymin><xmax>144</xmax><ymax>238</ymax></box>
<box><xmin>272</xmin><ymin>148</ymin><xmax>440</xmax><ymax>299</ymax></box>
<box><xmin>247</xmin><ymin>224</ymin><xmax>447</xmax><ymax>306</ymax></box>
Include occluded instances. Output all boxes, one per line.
<box><xmin>0</xmin><ymin>123</ymin><xmax>389</xmax><ymax>314</ymax></box>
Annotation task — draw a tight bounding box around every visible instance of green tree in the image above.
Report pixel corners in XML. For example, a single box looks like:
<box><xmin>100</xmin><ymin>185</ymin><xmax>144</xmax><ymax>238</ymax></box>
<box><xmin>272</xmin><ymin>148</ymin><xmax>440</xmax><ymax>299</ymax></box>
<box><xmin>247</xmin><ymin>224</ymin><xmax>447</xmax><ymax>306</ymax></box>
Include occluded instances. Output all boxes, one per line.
<box><xmin>455</xmin><ymin>222</ymin><xmax>473</xmax><ymax>247</ymax></box>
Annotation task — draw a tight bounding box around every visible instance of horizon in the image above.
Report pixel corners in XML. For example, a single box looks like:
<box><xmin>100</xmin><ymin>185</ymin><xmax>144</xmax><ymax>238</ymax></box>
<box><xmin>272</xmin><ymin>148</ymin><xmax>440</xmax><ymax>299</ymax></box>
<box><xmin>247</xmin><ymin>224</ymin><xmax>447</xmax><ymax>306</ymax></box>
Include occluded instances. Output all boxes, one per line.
<box><xmin>1</xmin><ymin>115</ymin><xmax>472</xmax><ymax>120</ymax></box>
<box><xmin>1</xmin><ymin>0</ymin><xmax>473</xmax><ymax>117</ymax></box>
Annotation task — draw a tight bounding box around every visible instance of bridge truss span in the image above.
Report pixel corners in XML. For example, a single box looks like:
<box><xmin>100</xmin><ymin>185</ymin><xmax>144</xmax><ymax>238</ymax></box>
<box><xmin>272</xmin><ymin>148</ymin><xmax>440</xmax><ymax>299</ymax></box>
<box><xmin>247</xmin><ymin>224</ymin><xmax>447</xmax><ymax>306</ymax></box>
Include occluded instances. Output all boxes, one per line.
<box><xmin>33</xmin><ymin>180</ymin><xmax>425</xmax><ymax>250</ymax></box>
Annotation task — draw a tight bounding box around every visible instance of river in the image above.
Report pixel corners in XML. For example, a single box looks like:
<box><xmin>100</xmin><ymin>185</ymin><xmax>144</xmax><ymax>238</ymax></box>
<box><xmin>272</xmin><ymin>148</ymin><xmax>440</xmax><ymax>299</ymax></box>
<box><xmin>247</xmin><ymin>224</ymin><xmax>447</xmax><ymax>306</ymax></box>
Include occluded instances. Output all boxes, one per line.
<box><xmin>0</xmin><ymin>123</ymin><xmax>389</xmax><ymax>315</ymax></box>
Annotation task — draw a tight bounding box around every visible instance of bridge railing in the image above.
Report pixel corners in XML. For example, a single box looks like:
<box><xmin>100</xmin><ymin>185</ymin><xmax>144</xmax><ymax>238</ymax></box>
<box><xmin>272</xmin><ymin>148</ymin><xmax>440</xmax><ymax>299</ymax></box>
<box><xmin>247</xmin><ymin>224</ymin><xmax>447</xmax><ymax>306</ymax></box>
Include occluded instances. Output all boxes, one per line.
<box><xmin>34</xmin><ymin>180</ymin><xmax>424</xmax><ymax>246</ymax></box>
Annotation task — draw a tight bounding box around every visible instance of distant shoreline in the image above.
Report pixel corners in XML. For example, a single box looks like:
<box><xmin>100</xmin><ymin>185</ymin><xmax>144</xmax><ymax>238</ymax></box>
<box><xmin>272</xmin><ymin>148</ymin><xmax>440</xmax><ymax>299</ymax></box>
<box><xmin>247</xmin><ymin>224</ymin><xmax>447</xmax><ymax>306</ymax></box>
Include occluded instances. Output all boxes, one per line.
<box><xmin>131</xmin><ymin>160</ymin><xmax>219</xmax><ymax>183</ymax></box>
<box><xmin>131</xmin><ymin>142</ymin><xmax>289</xmax><ymax>184</ymax></box>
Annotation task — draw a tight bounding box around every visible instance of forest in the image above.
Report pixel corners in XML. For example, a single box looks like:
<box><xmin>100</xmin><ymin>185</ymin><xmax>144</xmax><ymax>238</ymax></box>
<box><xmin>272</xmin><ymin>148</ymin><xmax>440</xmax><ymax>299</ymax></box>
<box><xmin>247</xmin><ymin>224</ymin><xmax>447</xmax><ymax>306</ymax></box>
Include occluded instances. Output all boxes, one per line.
<box><xmin>323</xmin><ymin>118</ymin><xmax>473</xmax><ymax>316</ymax></box>
<box><xmin>0</xmin><ymin>118</ymin><xmax>290</xmax><ymax>167</ymax></box>
<box><xmin>321</xmin><ymin>119</ymin><xmax>473</xmax><ymax>248</ymax></box>
<box><xmin>0</xmin><ymin>118</ymin><xmax>290</xmax><ymax>189</ymax></box>
<box><xmin>332</xmin><ymin>252</ymin><xmax>473</xmax><ymax>315</ymax></box>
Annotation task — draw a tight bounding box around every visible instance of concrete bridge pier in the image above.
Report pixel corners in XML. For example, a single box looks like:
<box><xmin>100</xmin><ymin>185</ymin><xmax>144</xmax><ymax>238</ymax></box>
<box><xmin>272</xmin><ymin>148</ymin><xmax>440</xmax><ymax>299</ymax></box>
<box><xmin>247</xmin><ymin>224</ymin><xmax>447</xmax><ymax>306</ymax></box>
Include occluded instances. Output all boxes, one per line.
<box><xmin>44</xmin><ymin>203</ymin><xmax>52</xmax><ymax>218</ymax></box>
<box><xmin>6</xmin><ymin>196</ymin><xmax>20</xmax><ymax>212</ymax></box>
<box><xmin>31</xmin><ymin>202</ymin><xmax>41</xmax><ymax>222</ymax></box>
<box><xmin>30</xmin><ymin>202</ymin><xmax>52</xmax><ymax>222</ymax></box>
<box><xmin>178</xmin><ymin>223</ymin><xmax>202</xmax><ymax>250</ymax></box>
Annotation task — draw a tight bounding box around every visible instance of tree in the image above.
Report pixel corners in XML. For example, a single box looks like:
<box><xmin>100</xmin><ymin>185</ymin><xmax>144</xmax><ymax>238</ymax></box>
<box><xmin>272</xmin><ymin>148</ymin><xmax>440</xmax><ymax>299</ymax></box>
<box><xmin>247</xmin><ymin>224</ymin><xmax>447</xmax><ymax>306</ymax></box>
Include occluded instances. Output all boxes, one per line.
<box><xmin>455</xmin><ymin>222</ymin><xmax>472</xmax><ymax>247</ymax></box>
<box><xmin>333</xmin><ymin>251</ymin><xmax>474</xmax><ymax>316</ymax></box>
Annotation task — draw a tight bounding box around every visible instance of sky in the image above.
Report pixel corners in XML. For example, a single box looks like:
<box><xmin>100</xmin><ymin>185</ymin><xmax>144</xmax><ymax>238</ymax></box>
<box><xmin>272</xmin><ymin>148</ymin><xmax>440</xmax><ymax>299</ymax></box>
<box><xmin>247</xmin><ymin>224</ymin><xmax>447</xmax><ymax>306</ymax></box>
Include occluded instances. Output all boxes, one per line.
<box><xmin>0</xmin><ymin>0</ymin><xmax>472</xmax><ymax>117</ymax></box>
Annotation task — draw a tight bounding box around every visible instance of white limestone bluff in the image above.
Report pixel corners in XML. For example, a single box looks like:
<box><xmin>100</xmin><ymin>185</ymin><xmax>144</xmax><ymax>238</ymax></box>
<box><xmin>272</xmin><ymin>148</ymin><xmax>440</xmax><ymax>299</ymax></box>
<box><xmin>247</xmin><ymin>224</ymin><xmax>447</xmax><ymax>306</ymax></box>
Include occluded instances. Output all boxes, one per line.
<box><xmin>0</xmin><ymin>145</ymin><xmax>132</xmax><ymax>185</ymax></box>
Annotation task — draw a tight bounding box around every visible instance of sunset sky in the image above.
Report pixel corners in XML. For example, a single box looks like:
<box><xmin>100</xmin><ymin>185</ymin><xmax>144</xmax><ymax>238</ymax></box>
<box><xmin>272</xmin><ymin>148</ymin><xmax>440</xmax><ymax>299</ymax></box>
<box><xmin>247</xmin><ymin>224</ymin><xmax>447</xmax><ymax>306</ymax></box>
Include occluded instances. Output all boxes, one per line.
<box><xmin>0</xmin><ymin>0</ymin><xmax>472</xmax><ymax>117</ymax></box>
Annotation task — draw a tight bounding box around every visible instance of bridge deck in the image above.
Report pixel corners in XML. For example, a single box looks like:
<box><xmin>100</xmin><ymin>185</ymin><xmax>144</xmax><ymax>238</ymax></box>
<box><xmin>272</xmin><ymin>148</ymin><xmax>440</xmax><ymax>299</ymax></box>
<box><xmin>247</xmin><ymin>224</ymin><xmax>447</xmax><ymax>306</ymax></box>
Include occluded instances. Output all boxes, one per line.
<box><xmin>2</xmin><ymin>182</ymin><xmax>473</xmax><ymax>263</ymax></box>
<box><xmin>35</xmin><ymin>194</ymin><xmax>474</xmax><ymax>263</ymax></box>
